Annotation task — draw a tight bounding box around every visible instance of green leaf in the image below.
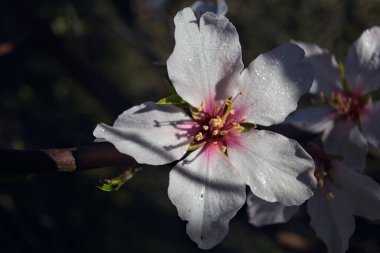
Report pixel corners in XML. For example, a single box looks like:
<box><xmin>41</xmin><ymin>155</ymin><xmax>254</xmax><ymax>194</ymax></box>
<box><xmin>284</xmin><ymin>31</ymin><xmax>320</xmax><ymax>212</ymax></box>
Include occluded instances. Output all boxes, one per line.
<box><xmin>157</xmin><ymin>94</ymin><xmax>187</xmax><ymax>105</ymax></box>
<box><xmin>97</xmin><ymin>167</ymin><xmax>142</xmax><ymax>192</ymax></box>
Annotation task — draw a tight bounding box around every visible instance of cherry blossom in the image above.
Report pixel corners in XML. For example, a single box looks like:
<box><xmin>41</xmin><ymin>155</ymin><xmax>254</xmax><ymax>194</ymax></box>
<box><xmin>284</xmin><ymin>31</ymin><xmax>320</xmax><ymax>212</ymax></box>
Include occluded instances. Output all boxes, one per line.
<box><xmin>246</xmin><ymin>143</ymin><xmax>380</xmax><ymax>253</ymax></box>
<box><xmin>94</xmin><ymin>7</ymin><xmax>316</xmax><ymax>249</ymax></box>
<box><xmin>287</xmin><ymin>26</ymin><xmax>380</xmax><ymax>171</ymax></box>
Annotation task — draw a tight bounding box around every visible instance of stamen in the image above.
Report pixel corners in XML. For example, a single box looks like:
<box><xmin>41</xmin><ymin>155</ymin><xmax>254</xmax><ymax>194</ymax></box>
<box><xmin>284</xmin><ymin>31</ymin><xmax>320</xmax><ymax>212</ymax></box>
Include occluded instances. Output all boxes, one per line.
<box><xmin>210</xmin><ymin>116</ymin><xmax>224</xmax><ymax>128</ymax></box>
<box><xmin>190</xmin><ymin>106</ymin><xmax>201</xmax><ymax>120</ymax></box>
<box><xmin>222</xmin><ymin>99</ymin><xmax>233</xmax><ymax>121</ymax></box>
<box><xmin>195</xmin><ymin>132</ymin><xmax>203</xmax><ymax>141</ymax></box>
<box><xmin>231</xmin><ymin>92</ymin><xmax>243</xmax><ymax>103</ymax></box>
<box><xmin>316</xmin><ymin>170</ymin><xmax>327</xmax><ymax>188</ymax></box>
<box><xmin>327</xmin><ymin>91</ymin><xmax>366</xmax><ymax>121</ymax></box>
<box><xmin>318</xmin><ymin>177</ymin><xmax>324</xmax><ymax>188</ymax></box>
<box><xmin>327</xmin><ymin>192</ymin><xmax>334</xmax><ymax>200</ymax></box>
<box><xmin>242</xmin><ymin>115</ymin><xmax>248</xmax><ymax>120</ymax></box>
<box><xmin>197</xmin><ymin>100</ymin><xmax>205</xmax><ymax>112</ymax></box>
<box><xmin>189</xmin><ymin>94</ymin><xmax>253</xmax><ymax>153</ymax></box>
<box><xmin>192</xmin><ymin>114</ymin><xmax>201</xmax><ymax>120</ymax></box>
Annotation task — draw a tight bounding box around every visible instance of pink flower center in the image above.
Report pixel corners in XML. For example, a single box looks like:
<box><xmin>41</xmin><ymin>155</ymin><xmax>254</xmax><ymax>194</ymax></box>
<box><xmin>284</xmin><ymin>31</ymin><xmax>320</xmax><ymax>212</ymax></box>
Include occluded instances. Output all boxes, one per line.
<box><xmin>322</xmin><ymin>91</ymin><xmax>369</xmax><ymax>121</ymax></box>
<box><xmin>190</xmin><ymin>94</ymin><xmax>249</xmax><ymax>153</ymax></box>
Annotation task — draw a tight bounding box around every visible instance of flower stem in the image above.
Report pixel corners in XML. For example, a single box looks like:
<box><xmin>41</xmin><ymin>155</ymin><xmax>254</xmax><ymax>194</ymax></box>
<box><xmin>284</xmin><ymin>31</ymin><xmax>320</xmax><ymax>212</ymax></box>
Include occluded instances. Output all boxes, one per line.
<box><xmin>0</xmin><ymin>143</ymin><xmax>136</xmax><ymax>173</ymax></box>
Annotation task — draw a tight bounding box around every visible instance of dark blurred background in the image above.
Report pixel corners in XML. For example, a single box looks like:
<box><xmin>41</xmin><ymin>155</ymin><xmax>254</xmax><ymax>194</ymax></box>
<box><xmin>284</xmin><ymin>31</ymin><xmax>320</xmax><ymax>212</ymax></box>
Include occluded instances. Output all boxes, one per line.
<box><xmin>0</xmin><ymin>0</ymin><xmax>379</xmax><ymax>252</ymax></box>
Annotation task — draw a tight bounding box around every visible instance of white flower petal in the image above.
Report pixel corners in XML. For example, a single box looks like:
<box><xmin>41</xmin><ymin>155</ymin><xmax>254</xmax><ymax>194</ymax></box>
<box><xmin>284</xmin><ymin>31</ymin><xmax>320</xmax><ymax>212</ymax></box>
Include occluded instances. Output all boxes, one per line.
<box><xmin>167</xmin><ymin>7</ymin><xmax>243</xmax><ymax>108</ymax></box>
<box><xmin>322</xmin><ymin>120</ymin><xmax>368</xmax><ymax>172</ymax></box>
<box><xmin>285</xmin><ymin>106</ymin><xmax>334</xmax><ymax>133</ymax></box>
<box><xmin>191</xmin><ymin>1</ymin><xmax>216</xmax><ymax>18</ymax></box>
<box><xmin>246</xmin><ymin>193</ymin><xmax>300</xmax><ymax>227</ymax></box>
<box><xmin>216</xmin><ymin>0</ymin><xmax>228</xmax><ymax>16</ymax></box>
<box><xmin>331</xmin><ymin>162</ymin><xmax>380</xmax><ymax>220</ymax></box>
<box><xmin>168</xmin><ymin>144</ymin><xmax>246</xmax><ymax>249</ymax></box>
<box><xmin>307</xmin><ymin>186</ymin><xmax>355</xmax><ymax>253</ymax></box>
<box><xmin>93</xmin><ymin>102</ymin><xmax>195</xmax><ymax>165</ymax></box>
<box><xmin>236</xmin><ymin>43</ymin><xmax>313</xmax><ymax>126</ymax></box>
<box><xmin>291</xmin><ymin>41</ymin><xmax>342</xmax><ymax>94</ymax></box>
<box><xmin>361</xmin><ymin>100</ymin><xmax>380</xmax><ymax>148</ymax></box>
<box><xmin>345</xmin><ymin>26</ymin><xmax>380</xmax><ymax>93</ymax></box>
<box><xmin>227</xmin><ymin>130</ymin><xmax>316</xmax><ymax>205</ymax></box>
<box><xmin>191</xmin><ymin>0</ymin><xmax>228</xmax><ymax>17</ymax></box>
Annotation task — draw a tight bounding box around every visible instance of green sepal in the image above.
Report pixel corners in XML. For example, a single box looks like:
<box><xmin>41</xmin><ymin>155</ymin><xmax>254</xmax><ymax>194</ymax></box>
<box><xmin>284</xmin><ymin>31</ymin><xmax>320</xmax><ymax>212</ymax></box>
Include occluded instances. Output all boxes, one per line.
<box><xmin>97</xmin><ymin>167</ymin><xmax>142</xmax><ymax>192</ymax></box>
<box><xmin>188</xmin><ymin>141</ymin><xmax>206</xmax><ymax>152</ymax></box>
<box><xmin>238</xmin><ymin>123</ymin><xmax>257</xmax><ymax>133</ymax></box>
<box><xmin>339</xmin><ymin>61</ymin><xmax>351</xmax><ymax>93</ymax></box>
<box><xmin>157</xmin><ymin>94</ymin><xmax>187</xmax><ymax>105</ymax></box>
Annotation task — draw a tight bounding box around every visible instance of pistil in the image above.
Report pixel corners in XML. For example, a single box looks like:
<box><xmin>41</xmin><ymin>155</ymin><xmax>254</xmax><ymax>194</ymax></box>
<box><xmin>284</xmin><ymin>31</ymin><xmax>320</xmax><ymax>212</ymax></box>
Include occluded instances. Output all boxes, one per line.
<box><xmin>318</xmin><ymin>90</ymin><xmax>369</xmax><ymax>122</ymax></box>
<box><xmin>188</xmin><ymin>94</ymin><xmax>250</xmax><ymax>153</ymax></box>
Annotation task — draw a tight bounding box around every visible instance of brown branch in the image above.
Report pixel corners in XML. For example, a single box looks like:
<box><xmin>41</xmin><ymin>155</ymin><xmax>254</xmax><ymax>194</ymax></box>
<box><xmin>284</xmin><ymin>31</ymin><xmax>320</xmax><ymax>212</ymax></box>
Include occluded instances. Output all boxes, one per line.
<box><xmin>0</xmin><ymin>143</ymin><xmax>136</xmax><ymax>173</ymax></box>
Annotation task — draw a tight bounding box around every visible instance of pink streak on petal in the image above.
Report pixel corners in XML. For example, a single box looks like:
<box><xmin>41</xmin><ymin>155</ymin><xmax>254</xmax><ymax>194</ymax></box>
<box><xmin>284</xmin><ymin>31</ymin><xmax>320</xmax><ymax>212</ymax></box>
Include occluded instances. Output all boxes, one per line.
<box><xmin>224</xmin><ymin>134</ymin><xmax>243</xmax><ymax>150</ymax></box>
<box><xmin>200</xmin><ymin>142</ymin><xmax>223</xmax><ymax>163</ymax></box>
<box><xmin>203</xmin><ymin>96</ymin><xmax>219</xmax><ymax>115</ymax></box>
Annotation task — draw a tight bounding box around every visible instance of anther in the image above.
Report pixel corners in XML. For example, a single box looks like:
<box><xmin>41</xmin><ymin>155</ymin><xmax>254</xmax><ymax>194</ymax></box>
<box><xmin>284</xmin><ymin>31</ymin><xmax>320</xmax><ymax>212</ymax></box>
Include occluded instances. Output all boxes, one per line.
<box><xmin>318</xmin><ymin>177</ymin><xmax>324</xmax><ymax>188</ymax></box>
<box><xmin>210</xmin><ymin>116</ymin><xmax>223</xmax><ymax>127</ymax></box>
<box><xmin>220</xmin><ymin>130</ymin><xmax>228</xmax><ymax>135</ymax></box>
<box><xmin>197</xmin><ymin>100</ymin><xmax>205</xmax><ymax>112</ymax></box>
<box><xmin>212</xmin><ymin>130</ymin><xmax>219</xmax><ymax>136</ymax></box>
<box><xmin>327</xmin><ymin>192</ymin><xmax>335</xmax><ymax>200</ymax></box>
<box><xmin>222</xmin><ymin>99</ymin><xmax>234</xmax><ymax>121</ymax></box>
<box><xmin>319</xmin><ymin>92</ymin><xmax>325</xmax><ymax>102</ymax></box>
<box><xmin>224</xmin><ymin>98</ymin><xmax>232</xmax><ymax>105</ymax></box>
<box><xmin>195</xmin><ymin>132</ymin><xmax>203</xmax><ymax>141</ymax></box>
<box><xmin>202</xmin><ymin>125</ymin><xmax>209</xmax><ymax>130</ymax></box>
<box><xmin>220</xmin><ymin>145</ymin><xmax>227</xmax><ymax>153</ymax></box>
